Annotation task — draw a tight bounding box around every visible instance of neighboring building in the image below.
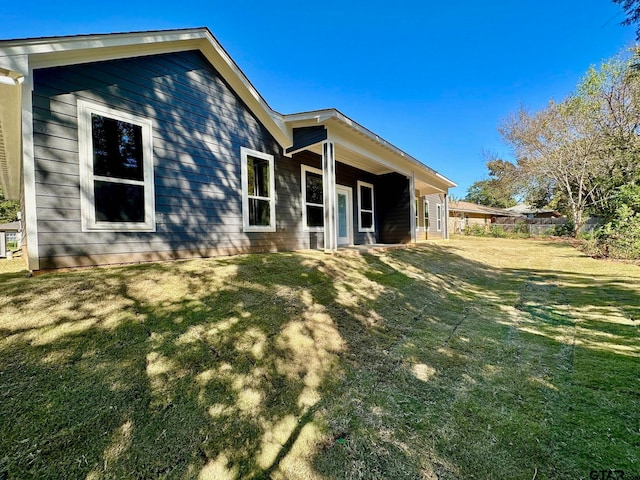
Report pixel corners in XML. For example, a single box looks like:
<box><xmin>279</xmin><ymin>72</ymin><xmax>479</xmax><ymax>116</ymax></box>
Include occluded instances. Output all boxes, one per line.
<box><xmin>0</xmin><ymin>220</ymin><xmax>21</xmax><ymax>257</ymax></box>
<box><xmin>448</xmin><ymin>200</ymin><xmax>521</xmax><ymax>234</ymax></box>
<box><xmin>0</xmin><ymin>28</ymin><xmax>456</xmax><ymax>271</ymax></box>
<box><xmin>505</xmin><ymin>204</ymin><xmax>562</xmax><ymax>219</ymax></box>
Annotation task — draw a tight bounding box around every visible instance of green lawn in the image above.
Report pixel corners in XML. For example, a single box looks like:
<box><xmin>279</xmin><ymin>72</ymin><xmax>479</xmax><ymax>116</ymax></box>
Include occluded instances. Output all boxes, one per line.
<box><xmin>0</xmin><ymin>238</ymin><xmax>638</xmax><ymax>479</ymax></box>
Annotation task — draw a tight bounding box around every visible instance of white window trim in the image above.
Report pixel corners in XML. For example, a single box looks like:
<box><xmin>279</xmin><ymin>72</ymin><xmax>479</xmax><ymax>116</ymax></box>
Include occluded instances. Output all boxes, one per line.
<box><xmin>436</xmin><ymin>203</ymin><xmax>442</xmax><ymax>232</ymax></box>
<box><xmin>78</xmin><ymin>99</ymin><xmax>155</xmax><ymax>232</ymax></box>
<box><xmin>415</xmin><ymin>198</ymin><xmax>420</xmax><ymax>232</ymax></box>
<box><xmin>424</xmin><ymin>198</ymin><xmax>430</xmax><ymax>231</ymax></box>
<box><xmin>240</xmin><ymin>147</ymin><xmax>276</xmax><ymax>232</ymax></box>
<box><xmin>301</xmin><ymin>165</ymin><xmax>324</xmax><ymax>232</ymax></box>
<box><xmin>357</xmin><ymin>180</ymin><xmax>375</xmax><ymax>233</ymax></box>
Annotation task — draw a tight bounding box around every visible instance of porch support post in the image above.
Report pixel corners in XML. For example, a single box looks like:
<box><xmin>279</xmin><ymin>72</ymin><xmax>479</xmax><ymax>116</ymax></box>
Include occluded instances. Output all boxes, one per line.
<box><xmin>322</xmin><ymin>140</ymin><xmax>337</xmax><ymax>252</ymax></box>
<box><xmin>21</xmin><ymin>68</ymin><xmax>40</xmax><ymax>271</ymax></box>
<box><xmin>444</xmin><ymin>193</ymin><xmax>450</xmax><ymax>239</ymax></box>
<box><xmin>410</xmin><ymin>173</ymin><xmax>416</xmax><ymax>243</ymax></box>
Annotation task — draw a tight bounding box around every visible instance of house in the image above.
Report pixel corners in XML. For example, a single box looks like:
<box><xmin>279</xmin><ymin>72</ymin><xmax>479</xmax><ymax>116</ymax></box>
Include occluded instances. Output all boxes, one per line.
<box><xmin>505</xmin><ymin>204</ymin><xmax>562</xmax><ymax>219</ymax></box>
<box><xmin>448</xmin><ymin>200</ymin><xmax>521</xmax><ymax>234</ymax></box>
<box><xmin>0</xmin><ymin>220</ymin><xmax>21</xmax><ymax>257</ymax></box>
<box><xmin>0</xmin><ymin>28</ymin><xmax>456</xmax><ymax>271</ymax></box>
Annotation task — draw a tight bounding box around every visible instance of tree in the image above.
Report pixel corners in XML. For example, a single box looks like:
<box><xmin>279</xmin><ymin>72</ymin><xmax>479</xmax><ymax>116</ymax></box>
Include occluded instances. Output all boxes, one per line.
<box><xmin>613</xmin><ymin>0</ymin><xmax>640</xmax><ymax>39</ymax></box>
<box><xmin>576</xmin><ymin>49</ymin><xmax>640</xmax><ymax>217</ymax></box>
<box><xmin>501</xmin><ymin>50</ymin><xmax>640</xmax><ymax>238</ymax></box>
<box><xmin>464</xmin><ymin>155</ymin><xmax>521</xmax><ymax>208</ymax></box>
<box><xmin>501</xmin><ymin>98</ymin><xmax>603</xmax><ymax>235</ymax></box>
<box><xmin>0</xmin><ymin>185</ymin><xmax>19</xmax><ymax>224</ymax></box>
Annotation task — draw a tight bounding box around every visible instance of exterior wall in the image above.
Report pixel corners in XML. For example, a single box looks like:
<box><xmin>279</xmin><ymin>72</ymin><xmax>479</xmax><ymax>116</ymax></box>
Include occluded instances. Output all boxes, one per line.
<box><xmin>449</xmin><ymin>212</ymin><xmax>492</xmax><ymax>234</ymax></box>
<box><xmin>423</xmin><ymin>193</ymin><xmax>446</xmax><ymax>239</ymax></box>
<box><xmin>31</xmin><ymin>50</ymin><xmax>311</xmax><ymax>269</ymax></box>
<box><xmin>292</xmin><ymin>150</ymin><xmax>379</xmax><ymax>245</ymax></box>
<box><xmin>376</xmin><ymin>173</ymin><xmax>411</xmax><ymax>244</ymax></box>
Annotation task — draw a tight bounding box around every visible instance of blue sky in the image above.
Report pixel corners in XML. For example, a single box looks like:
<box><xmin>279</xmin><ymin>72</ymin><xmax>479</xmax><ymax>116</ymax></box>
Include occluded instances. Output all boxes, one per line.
<box><xmin>1</xmin><ymin>1</ymin><xmax>634</xmax><ymax>197</ymax></box>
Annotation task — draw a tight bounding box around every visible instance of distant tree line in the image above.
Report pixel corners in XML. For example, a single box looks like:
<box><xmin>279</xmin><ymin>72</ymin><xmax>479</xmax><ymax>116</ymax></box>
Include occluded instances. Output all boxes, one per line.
<box><xmin>465</xmin><ymin>48</ymin><xmax>640</xmax><ymax>259</ymax></box>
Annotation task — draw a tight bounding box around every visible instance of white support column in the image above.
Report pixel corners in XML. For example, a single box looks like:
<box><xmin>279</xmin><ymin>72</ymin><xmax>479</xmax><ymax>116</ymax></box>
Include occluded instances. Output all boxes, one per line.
<box><xmin>410</xmin><ymin>173</ymin><xmax>416</xmax><ymax>243</ymax></box>
<box><xmin>21</xmin><ymin>70</ymin><xmax>40</xmax><ymax>271</ymax></box>
<box><xmin>444</xmin><ymin>193</ymin><xmax>450</xmax><ymax>240</ymax></box>
<box><xmin>322</xmin><ymin>140</ymin><xmax>337</xmax><ymax>252</ymax></box>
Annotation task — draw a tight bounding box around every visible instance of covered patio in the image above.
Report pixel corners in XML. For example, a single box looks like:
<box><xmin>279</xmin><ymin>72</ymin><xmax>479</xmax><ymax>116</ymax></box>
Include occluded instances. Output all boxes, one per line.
<box><xmin>283</xmin><ymin>109</ymin><xmax>456</xmax><ymax>252</ymax></box>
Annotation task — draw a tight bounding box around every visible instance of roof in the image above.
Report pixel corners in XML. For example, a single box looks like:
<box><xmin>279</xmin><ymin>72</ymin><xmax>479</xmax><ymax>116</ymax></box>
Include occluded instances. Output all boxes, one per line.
<box><xmin>0</xmin><ymin>221</ymin><xmax>20</xmax><ymax>231</ymax></box>
<box><xmin>0</xmin><ymin>27</ymin><xmax>455</xmax><ymax>198</ymax></box>
<box><xmin>449</xmin><ymin>200</ymin><xmax>522</xmax><ymax>217</ymax></box>
<box><xmin>284</xmin><ymin>109</ymin><xmax>456</xmax><ymax>190</ymax></box>
<box><xmin>505</xmin><ymin>204</ymin><xmax>561</xmax><ymax>216</ymax></box>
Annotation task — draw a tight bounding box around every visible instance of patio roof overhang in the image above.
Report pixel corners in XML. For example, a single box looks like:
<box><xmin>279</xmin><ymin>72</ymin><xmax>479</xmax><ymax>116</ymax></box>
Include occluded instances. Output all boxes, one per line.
<box><xmin>283</xmin><ymin>109</ymin><xmax>456</xmax><ymax>195</ymax></box>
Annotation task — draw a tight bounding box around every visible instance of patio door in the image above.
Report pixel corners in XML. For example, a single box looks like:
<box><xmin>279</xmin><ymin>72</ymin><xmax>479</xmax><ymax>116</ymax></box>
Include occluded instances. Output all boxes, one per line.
<box><xmin>336</xmin><ymin>185</ymin><xmax>352</xmax><ymax>245</ymax></box>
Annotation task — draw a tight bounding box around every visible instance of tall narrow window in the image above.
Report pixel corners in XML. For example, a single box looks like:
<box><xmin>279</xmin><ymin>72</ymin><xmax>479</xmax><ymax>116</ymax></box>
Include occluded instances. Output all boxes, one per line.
<box><xmin>415</xmin><ymin>199</ymin><xmax>419</xmax><ymax>231</ymax></box>
<box><xmin>424</xmin><ymin>199</ymin><xmax>430</xmax><ymax>229</ymax></box>
<box><xmin>301</xmin><ymin>165</ymin><xmax>324</xmax><ymax>230</ymax></box>
<box><xmin>436</xmin><ymin>203</ymin><xmax>442</xmax><ymax>231</ymax></box>
<box><xmin>357</xmin><ymin>180</ymin><xmax>375</xmax><ymax>232</ymax></box>
<box><xmin>78</xmin><ymin>100</ymin><xmax>155</xmax><ymax>231</ymax></box>
<box><xmin>241</xmin><ymin>147</ymin><xmax>276</xmax><ymax>232</ymax></box>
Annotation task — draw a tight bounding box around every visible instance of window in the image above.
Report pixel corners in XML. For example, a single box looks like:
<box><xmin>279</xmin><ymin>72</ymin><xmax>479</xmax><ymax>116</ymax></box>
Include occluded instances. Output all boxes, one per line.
<box><xmin>357</xmin><ymin>181</ymin><xmax>375</xmax><ymax>232</ymax></box>
<box><xmin>424</xmin><ymin>199</ymin><xmax>430</xmax><ymax>229</ymax></box>
<box><xmin>78</xmin><ymin>100</ymin><xmax>155</xmax><ymax>231</ymax></box>
<box><xmin>301</xmin><ymin>165</ymin><xmax>324</xmax><ymax>231</ymax></box>
<box><xmin>436</xmin><ymin>203</ymin><xmax>442</xmax><ymax>231</ymax></box>
<box><xmin>241</xmin><ymin>147</ymin><xmax>276</xmax><ymax>232</ymax></box>
<box><xmin>415</xmin><ymin>199</ymin><xmax>419</xmax><ymax>231</ymax></box>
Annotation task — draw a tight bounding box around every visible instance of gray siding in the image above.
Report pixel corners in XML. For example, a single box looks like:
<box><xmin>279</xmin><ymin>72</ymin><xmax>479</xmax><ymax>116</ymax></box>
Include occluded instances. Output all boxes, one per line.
<box><xmin>424</xmin><ymin>193</ymin><xmax>446</xmax><ymax>239</ymax></box>
<box><xmin>287</xmin><ymin>126</ymin><xmax>327</xmax><ymax>154</ymax></box>
<box><xmin>32</xmin><ymin>50</ymin><xmax>310</xmax><ymax>268</ymax></box>
<box><xmin>292</xmin><ymin>151</ymin><xmax>379</xmax><ymax>246</ymax></box>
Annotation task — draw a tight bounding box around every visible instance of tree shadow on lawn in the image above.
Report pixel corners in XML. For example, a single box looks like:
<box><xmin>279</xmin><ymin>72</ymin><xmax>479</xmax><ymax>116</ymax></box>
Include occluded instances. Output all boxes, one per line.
<box><xmin>0</xmin><ymin>244</ymin><xmax>638</xmax><ymax>479</ymax></box>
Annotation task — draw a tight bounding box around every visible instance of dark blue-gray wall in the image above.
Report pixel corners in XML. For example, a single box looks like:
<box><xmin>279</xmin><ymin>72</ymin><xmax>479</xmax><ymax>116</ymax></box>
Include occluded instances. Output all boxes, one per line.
<box><xmin>32</xmin><ymin>50</ymin><xmax>309</xmax><ymax>268</ymax></box>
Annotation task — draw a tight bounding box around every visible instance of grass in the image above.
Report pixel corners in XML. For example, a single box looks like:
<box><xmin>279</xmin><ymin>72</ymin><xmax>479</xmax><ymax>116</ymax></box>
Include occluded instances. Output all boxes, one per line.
<box><xmin>0</xmin><ymin>237</ymin><xmax>638</xmax><ymax>479</ymax></box>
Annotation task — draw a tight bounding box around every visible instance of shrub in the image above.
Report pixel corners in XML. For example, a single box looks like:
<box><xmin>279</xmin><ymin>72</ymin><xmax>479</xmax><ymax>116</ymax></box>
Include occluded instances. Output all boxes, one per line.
<box><xmin>464</xmin><ymin>224</ymin><xmax>488</xmax><ymax>237</ymax></box>
<box><xmin>489</xmin><ymin>225</ymin><xmax>508</xmax><ymax>238</ymax></box>
<box><xmin>554</xmin><ymin>220</ymin><xmax>574</xmax><ymax>237</ymax></box>
<box><xmin>599</xmin><ymin>205</ymin><xmax>640</xmax><ymax>259</ymax></box>
<box><xmin>513</xmin><ymin>221</ymin><xmax>528</xmax><ymax>235</ymax></box>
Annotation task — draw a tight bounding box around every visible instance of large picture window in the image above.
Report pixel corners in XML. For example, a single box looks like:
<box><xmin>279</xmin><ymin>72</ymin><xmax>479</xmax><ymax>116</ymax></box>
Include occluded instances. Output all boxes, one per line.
<box><xmin>357</xmin><ymin>180</ymin><xmax>375</xmax><ymax>232</ymax></box>
<box><xmin>78</xmin><ymin>100</ymin><xmax>155</xmax><ymax>231</ymax></box>
<box><xmin>241</xmin><ymin>147</ymin><xmax>276</xmax><ymax>232</ymax></box>
<box><xmin>301</xmin><ymin>165</ymin><xmax>324</xmax><ymax>231</ymax></box>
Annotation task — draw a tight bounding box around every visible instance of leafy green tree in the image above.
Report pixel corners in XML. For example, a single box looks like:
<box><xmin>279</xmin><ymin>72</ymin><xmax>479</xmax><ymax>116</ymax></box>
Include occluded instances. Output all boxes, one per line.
<box><xmin>465</xmin><ymin>157</ymin><xmax>520</xmax><ymax>208</ymax></box>
<box><xmin>501</xmin><ymin>98</ymin><xmax>603</xmax><ymax>234</ymax></box>
<box><xmin>0</xmin><ymin>185</ymin><xmax>19</xmax><ymax>224</ymax></box>
<box><xmin>597</xmin><ymin>183</ymin><xmax>640</xmax><ymax>258</ymax></box>
<box><xmin>501</xmin><ymin>49</ymin><xmax>640</xmax><ymax>239</ymax></box>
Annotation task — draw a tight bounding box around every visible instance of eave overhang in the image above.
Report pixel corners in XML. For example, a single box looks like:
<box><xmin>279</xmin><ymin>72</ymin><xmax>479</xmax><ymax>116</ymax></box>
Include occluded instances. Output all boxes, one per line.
<box><xmin>0</xmin><ymin>81</ymin><xmax>21</xmax><ymax>199</ymax></box>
